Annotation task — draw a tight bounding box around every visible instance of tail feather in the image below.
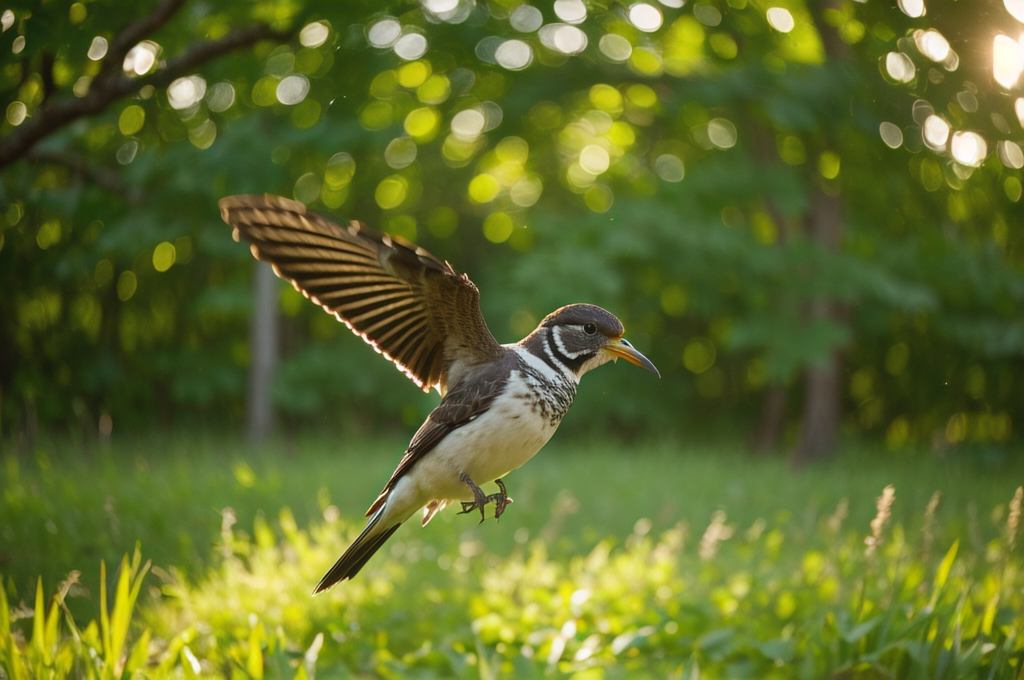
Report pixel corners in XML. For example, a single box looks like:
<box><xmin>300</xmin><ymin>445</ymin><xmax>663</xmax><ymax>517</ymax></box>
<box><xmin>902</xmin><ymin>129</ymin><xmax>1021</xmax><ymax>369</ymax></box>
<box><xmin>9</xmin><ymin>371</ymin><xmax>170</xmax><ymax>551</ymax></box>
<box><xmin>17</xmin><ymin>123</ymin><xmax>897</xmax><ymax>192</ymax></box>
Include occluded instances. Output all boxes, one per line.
<box><xmin>314</xmin><ymin>510</ymin><xmax>401</xmax><ymax>594</ymax></box>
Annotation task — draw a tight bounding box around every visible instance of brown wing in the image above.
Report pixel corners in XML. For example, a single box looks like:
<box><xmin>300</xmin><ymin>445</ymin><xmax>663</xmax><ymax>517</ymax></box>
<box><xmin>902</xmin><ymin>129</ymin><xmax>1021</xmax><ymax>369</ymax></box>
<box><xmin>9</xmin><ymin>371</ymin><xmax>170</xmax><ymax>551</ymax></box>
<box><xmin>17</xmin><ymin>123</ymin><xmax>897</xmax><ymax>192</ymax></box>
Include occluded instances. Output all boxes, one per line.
<box><xmin>219</xmin><ymin>194</ymin><xmax>502</xmax><ymax>393</ymax></box>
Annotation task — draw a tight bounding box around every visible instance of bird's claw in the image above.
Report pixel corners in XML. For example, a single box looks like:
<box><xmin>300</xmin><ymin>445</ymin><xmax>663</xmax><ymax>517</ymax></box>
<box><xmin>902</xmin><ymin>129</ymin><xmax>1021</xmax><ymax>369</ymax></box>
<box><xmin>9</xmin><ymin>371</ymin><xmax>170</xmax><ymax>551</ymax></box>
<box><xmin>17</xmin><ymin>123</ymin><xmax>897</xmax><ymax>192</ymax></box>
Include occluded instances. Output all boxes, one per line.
<box><xmin>457</xmin><ymin>474</ymin><xmax>513</xmax><ymax>523</ymax></box>
<box><xmin>492</xmin><ymin>478</ymin><xmax>513</xmax><ymax>521</ymax></box>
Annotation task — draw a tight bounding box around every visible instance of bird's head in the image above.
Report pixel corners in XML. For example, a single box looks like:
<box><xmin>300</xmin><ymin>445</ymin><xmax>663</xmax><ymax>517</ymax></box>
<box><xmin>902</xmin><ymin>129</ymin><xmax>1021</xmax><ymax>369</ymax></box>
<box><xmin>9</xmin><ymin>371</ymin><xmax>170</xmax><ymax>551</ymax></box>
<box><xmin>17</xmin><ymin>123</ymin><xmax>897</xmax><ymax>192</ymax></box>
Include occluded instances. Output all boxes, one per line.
<box><xmin>535</xmin><ymin>304</ymin><xmax>660</xmax><ymax>379</ymax></box>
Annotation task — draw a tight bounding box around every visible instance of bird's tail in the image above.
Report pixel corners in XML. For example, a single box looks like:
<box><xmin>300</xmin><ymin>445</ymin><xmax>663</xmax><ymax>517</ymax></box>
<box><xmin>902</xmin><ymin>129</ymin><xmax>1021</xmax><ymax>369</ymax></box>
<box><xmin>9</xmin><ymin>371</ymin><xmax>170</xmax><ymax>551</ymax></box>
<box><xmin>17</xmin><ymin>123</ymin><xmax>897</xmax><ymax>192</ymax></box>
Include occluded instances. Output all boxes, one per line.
<box><xmin>314</xmin><ymin>508</ymin><xmax>401</xmax><ymax>594</ymax></box>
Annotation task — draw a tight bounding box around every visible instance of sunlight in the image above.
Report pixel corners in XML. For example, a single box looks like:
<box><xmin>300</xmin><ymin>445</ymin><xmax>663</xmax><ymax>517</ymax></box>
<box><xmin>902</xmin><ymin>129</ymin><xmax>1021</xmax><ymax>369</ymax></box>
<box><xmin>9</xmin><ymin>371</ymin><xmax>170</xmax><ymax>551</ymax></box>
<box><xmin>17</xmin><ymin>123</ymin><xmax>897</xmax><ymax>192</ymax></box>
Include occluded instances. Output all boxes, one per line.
<box><xmin>87</xmin><ymin>36</ymin><xmax>108</xmax><ymax>61</ymax></box>
<box><xmin>368</xmin><ymin>18</ymin><xmax>401</xmax><ymax>48</ymax></box>
<box><xmin>629</xmin><ymin>3</ymin><xmax>663</xmax><ymax>32</ymax></box>
<box><xmin>993</xmin><ymin>34</ymin><xmax>1024</xmax><ymax>89</ymax></box>
<box><xmin>879</xmin><ymin>121</ymin><xmax>904</xmax><ymax>149</ymax></box>
<box><xmin>898</xmin><ymin>0</ymin><xmax>926</xmax><ymax>17</ymax></box>
<box><xmin>168</xmin><ymin>75</ymin><xmax>207</xmax><ymax>110</ymax></box>
<box><xmin>766</xmin><ymin>8</ymin><xmax>795</xmax><ymax>33</ymax></box>
<box><xmin>923</xmin><ymin>114</ymin><xmax>950</xmax><ymax>150</ymax></box>
<box><xmin>495</xmin><ymin>39</ymin><xmax>533</xmax><ymax>70</ymax></box>
<box><xmin>885</xmin><ymin>52</ymin><xmax>916</xmax><ymax>83</ymax></box>
<box><xmin>1006</xmin><ymin>0</ymin><xmax>1024</xmax><ymax>22</ymax></box>
<box><xmin>122</xmin><ymin>41</ymin><xmax>159</xmax><ymax>76</ymax></box>
<box><xmin>950</xmin><ymin>131</ymin><xmax>988</xmax><ymax>166</ymax></box>
<box><xmin>914</xmin><ymin>29</ymin><xmax>950</xmax><ymax>62</ymax></box>
<box><xmin>510</xmin><ymin>5</ymin><xmax>542</xmax><ymax>32</ymax></box>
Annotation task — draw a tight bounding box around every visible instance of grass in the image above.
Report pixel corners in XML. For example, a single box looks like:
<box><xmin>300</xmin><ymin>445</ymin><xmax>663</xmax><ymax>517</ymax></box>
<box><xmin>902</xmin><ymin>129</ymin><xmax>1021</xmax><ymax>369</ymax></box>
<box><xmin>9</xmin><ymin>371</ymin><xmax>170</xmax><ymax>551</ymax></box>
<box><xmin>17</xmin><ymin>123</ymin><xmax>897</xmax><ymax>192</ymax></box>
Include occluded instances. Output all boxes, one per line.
<box><xmin>2</xmin><ymin>434</ymin><xmax>1023</xmax><ymax>678</ymax></box>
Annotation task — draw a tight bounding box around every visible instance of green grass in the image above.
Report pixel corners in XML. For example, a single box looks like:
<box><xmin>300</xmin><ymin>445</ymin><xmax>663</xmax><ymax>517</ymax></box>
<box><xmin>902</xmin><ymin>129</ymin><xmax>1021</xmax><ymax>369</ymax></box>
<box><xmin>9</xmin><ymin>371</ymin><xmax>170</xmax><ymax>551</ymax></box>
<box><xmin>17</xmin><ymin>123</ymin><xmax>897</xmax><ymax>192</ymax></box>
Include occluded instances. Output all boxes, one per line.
<box><xmin>2</xmin><ymin>435</ymin><xmax>1023</xmax><ymax>678</ymax></box>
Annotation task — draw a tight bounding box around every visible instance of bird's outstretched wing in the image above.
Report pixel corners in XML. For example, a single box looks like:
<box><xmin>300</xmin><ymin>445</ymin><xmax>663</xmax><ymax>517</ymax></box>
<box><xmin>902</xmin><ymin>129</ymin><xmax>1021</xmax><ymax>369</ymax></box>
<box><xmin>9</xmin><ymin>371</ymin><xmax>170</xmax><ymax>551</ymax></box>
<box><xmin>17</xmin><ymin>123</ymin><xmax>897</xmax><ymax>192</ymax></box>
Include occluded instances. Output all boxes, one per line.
<box><xmin>219</xmin><ymin>194</ymin><xmax>502</xmax><ymax>393</ymax></box>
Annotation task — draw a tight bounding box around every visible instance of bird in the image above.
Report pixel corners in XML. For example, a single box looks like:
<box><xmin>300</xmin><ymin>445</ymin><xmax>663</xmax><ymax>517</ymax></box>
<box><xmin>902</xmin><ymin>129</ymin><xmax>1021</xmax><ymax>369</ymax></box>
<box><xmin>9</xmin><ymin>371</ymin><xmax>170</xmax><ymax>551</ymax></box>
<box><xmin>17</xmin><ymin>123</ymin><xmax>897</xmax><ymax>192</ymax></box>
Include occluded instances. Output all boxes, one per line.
<box><xmin>218</xmin><ymin>194</ymin><xmax>659</xmax><ymax>593</ymax></box>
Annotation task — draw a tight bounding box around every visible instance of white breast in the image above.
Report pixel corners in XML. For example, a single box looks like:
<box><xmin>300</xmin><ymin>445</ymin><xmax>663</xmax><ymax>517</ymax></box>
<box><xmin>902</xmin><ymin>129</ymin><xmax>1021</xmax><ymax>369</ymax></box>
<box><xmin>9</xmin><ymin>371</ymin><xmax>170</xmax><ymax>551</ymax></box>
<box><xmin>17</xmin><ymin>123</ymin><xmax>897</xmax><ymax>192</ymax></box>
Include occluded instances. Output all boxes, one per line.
<box><xmin>388</xmin><ymin>382</ymin><xmax>557</xmax><ymax>515</ymax></box>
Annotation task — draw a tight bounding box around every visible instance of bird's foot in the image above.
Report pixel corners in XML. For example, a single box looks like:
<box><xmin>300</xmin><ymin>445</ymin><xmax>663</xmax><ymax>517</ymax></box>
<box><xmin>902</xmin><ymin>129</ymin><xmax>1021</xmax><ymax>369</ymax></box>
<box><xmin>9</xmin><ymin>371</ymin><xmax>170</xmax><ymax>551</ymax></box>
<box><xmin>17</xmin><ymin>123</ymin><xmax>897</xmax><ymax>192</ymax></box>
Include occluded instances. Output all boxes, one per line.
<box><xmin>457</xmin><ymin>474</ymin><xmax>514</xmax><ymax>523</ymax></box>
<box><xmin>492</xmin><ymin>478</ymin><xmax>514</xmax><ymax>521</ymax></box>
<box><xmin>458</xmin><ymin>473</ymin><xmax>490</xmax><ymax>524</ymax></box>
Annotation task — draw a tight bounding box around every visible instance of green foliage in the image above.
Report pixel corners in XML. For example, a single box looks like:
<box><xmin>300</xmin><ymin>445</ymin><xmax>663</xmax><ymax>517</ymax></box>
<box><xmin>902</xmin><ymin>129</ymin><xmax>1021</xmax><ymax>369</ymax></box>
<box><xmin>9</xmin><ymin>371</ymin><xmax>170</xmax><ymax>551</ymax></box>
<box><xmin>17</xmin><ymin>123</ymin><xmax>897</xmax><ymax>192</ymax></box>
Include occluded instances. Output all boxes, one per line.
<box><xmin>1</xmin><ymin>0</ymin><xmax>1022</xmax><ymax>447</ymax></box>
<box><xmin>3</xmin><ymin>486</ymin><xmax>1022</xmax><ymax>678</ymax></box>
<box><xmin>2</xmin><ymin>437</ymin><xmax>1024</xmax><ymax>677</ymax></box>
<box><xmin>0</xmin><ymin>549</ymin><xmax>154</xmax><ymax>680</ymax></box>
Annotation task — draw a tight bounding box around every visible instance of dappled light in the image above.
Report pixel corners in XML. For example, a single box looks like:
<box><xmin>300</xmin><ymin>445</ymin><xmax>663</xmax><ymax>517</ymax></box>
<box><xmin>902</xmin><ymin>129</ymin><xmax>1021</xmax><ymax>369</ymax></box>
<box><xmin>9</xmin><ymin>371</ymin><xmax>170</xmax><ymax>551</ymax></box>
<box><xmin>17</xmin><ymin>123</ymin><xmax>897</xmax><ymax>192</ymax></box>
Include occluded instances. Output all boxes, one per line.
<box><xmin>1</xmin><ymin>0</ymin><xmax>1023</xmax><ymax>674</ymax></box>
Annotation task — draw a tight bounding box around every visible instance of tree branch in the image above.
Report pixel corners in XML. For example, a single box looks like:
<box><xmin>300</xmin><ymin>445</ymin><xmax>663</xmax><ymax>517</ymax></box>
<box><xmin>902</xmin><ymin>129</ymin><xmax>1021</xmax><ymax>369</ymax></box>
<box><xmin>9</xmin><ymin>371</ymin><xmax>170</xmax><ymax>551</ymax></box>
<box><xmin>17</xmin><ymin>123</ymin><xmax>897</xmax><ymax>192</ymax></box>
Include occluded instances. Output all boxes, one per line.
<box><xmin>97</xmin><ymin>0</ymin><xmax>187</xmax><ymax>84</ymax></box>
<box><xmin>0</xmin><ymin>21</ymin><xmax>292</xmax><ymax>170</ymax></box>
<box><xmin>26</xmin><ymin>149</ymin><xmax>143</xmax><ymax>203</ymax></box>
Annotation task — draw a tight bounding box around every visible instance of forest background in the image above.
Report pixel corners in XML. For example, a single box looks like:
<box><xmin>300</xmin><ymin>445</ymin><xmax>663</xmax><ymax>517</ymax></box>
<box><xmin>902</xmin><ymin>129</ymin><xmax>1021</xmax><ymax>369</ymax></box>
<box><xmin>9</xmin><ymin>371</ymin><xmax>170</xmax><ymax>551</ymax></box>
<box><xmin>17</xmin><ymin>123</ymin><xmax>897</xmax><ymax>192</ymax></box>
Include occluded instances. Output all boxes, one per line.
<box><xmin>1</xmin><ymin>0</ymin><xmax>1024</xmax><ymax>677</ymax></box>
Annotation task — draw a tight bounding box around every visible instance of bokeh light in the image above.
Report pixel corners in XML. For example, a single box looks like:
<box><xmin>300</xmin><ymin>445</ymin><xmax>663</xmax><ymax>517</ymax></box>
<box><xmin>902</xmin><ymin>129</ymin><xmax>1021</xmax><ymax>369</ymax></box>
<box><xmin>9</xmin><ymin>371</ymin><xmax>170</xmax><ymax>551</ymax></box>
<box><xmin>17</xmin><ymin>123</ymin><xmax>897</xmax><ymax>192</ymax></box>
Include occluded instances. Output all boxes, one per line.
<box><xmin>394</xmin><ymin>32</ymin><xmax>428</xmax><ymax>60</ymax></box>
<box><xmin>766</xmin><ymin>8</ymin><xmax>795</xmax><ymax>33</ymax></box>
<box><xmin>87</xmin><ymin>36</ymin><xmax>108</xmax><ymax>61</ymax></box>
<box><xmin>579</xmin><ymin>144</ymin><xmax>611</xmax><ymax>175</ymax></box>
<box><xmin>510</xmin><ymin>5</ymin><xmax>543</xmax><ymax>32</ymax></box>
<box><xmin>299</xmin><ymin>21</ymin><xmax>330</xmax><ymax>48</ymax></box>
<box><xmin>375</xmin><ymin>175</ymin><xmax>409</xmax><ymax>209</ymax></box>
<box><xmin>168</xmin><ymin>75</ymin><xmax>207</xmax><ymax>110</ymax></box>
<box><xmin>451</xmin><ymin>108</ymin><xmax>486</xmax><ymax>140</ymax></box>
<box><xmin>655</xmin><ymin>153</ymin><xmax>685</xmax><ymax>181</ymax></box>
<box><xmin>385</xmin><ymin>136</ymin><xmax>418</xmax><ymax>169</ymax></box>
<box><xmin>119</xmin><ymin>105</ymin><xmax>145</xmax><ymax>135</ymax></box>
<box><xmin>123</xmin><ymin>41</ymin><xmax>159</xmax><ymax>76</ymax></box>
<box><xmin>206</xmin><ymin>82</ymin><xmax>235</xmax><ymax>112</ymax></box>
<box><xmin>885</xmin><ymin>52</ymin><xmax>915</xmax><ymax>82</ymax></box>
<box><xmin>993</xmin><ymin>34</ymin><xmax>1024</xmax><ymax>89</ymax></box>
<box><xmin>879</xmin><ymin>122</ymin><xmax>904</xmax><ymax>149</ymax></box>
<box><xmin>554</xmin><ymin>0</ymin><xmax>587</xmax><ymax>24</ymax></box>
<box><xmin>694</xmin><ymin>5</ymin><xmax>722</xmax><ymax>27</ymax></box>
<box><xmin>495</xmin><ymin>39</ymin><xmax>533</xmax><ymax>70</ymax></box>
<box><xmin>923</xmin><ymin>115</ymin><xmax>950</xmax><ymax>150</ymax></box>
<box><xmin>629</xmin><ymin>3</ymin><xmax>663</xmax><ymax>32</ymax></box>
<box><xmin>898</xmin><ymin>0</ymin><xmax>926</xmax><ymax>18</ymax></box>
<box><xmin>368</xmin><ymin>18</ymin><xmax>402</xmax><ymax>48</ymax></box>
<box><xmin>599</xmin><ymin>34</ymin><xmax>632</xmax><ymax>62</ymax></box>
<box><xmin>6</xmin><ymin>101</ymin><xmax>26</xmax><ymax>126</ymax></box>
<box><xmin>914</xmin><ymin>29</ymin><xmax>950</xmax><ymax>63</ymax></box>
<box><xmin>539</xmin><ymin>24</ymin><xmax>588</xmax><ymax>55</ymax></box>
<box><xmin>950</xmin><ymin>131</ymin><xmax>987</xmax><ymax>166</ymax></box>
<box><xmin>707</xmin><ymin>118</ymin><xmax>737</xmax><ymax>149</ymax></box>
<box><xmin>276</xmin><ymin>74</ymin><xmax>309</xmax><ymax>105</ymax></box>
<box><xmin>1006</xmin><ymin>0</ymin><xmax>1024</xmax><ymax>22</ymax></box>
<box><xmin>152</xmin><ymin>242</ymin><xmax>176</xmax><ymax>272</ymax></box>
<box><xmin>997</xmin><ymin>140</ymin><xmax>1024</xmax><ymax>168</ymax></box>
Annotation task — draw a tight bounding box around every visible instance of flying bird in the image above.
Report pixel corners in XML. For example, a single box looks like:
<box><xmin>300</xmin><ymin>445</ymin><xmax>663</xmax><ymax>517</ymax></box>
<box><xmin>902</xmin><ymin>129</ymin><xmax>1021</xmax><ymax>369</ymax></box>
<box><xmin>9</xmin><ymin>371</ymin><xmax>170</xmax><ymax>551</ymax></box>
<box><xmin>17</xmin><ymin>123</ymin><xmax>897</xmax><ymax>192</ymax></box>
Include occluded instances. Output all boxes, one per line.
<box><xmin>219</xmin><ymin>194</ymin><xmax>659</xmax><ymax>593</ymax></box>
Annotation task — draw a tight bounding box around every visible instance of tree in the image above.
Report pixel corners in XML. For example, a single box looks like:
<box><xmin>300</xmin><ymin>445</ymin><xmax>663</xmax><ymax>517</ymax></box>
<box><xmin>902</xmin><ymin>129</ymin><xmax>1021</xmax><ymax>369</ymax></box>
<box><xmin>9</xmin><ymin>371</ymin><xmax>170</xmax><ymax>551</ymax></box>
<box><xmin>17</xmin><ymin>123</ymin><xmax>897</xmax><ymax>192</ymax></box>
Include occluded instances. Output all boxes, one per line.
<box><xmin>2</xmin><ymin>0</ymin><xmax>1021</xmax><ymax>456</ymax></box>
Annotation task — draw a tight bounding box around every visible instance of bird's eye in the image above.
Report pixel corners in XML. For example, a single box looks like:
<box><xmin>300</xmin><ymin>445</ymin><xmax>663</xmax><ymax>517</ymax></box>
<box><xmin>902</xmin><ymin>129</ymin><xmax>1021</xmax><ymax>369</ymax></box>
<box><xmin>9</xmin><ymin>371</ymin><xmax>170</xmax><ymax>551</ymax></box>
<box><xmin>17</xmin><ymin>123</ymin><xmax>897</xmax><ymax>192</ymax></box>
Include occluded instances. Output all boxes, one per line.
<box><xmin>583</xmin><ymin>323</ymin><xmax>597</xmax><ymax>335</ymax></box>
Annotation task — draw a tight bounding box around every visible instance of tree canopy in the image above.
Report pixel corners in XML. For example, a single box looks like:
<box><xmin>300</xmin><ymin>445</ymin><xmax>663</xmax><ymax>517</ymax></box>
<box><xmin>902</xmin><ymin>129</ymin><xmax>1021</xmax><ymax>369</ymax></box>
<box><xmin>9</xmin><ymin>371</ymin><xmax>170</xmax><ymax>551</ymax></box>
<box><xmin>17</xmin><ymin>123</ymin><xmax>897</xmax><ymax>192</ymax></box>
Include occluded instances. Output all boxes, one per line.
<box><xmin>1</xmin><ymin>0</ymin><xmax>1022</xmax><ymax>457</ymax></box>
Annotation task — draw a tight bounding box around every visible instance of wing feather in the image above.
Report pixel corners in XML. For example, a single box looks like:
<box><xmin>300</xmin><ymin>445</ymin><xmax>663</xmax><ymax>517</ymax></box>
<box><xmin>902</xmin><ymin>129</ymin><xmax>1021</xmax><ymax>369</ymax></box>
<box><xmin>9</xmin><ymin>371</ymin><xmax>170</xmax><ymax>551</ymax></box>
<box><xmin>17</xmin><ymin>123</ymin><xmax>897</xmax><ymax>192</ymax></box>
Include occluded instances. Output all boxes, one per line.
<box><xmin>220</xmin><ymin>194</ymin><xmax>502</xmax><ymax>392</ymax></box>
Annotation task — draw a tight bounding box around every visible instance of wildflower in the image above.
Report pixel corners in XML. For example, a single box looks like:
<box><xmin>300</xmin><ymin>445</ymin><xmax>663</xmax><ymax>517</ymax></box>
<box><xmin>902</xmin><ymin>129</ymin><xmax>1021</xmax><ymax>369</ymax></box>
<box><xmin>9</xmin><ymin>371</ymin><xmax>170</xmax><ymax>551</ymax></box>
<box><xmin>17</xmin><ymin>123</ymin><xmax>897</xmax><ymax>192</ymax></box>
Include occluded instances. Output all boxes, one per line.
<box><xmin>699</xmin><ymin>510</ymin><xmax>734</xmax><ymax>560</ymax></box>
<box><xmin>827</xmin><ymin>498</ymin><xmax>849</xmax><ymax>534</ymax></box>
<box><xmin>865</xmin><ymin>485</ymin><xmax>895</xmax><ymax>556</ymax></box>
<box><xmin>1008</xmin><ymin>486</ymin><xmax>1023</xmax><ymax>552</ymax></box>
<box><xmin>922</xmin><ymin>490</ymin><xmax>941</xmax><ymax>555</ymax></box>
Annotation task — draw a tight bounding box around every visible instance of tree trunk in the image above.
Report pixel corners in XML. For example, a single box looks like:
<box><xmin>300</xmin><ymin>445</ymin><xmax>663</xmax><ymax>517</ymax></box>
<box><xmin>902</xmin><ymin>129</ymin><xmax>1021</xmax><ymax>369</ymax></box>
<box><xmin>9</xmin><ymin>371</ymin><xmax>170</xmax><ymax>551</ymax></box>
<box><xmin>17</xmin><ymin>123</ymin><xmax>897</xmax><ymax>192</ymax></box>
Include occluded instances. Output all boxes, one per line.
<box><xmin>791</xmin><ymin>0</ymin><xmax>850</xmax><ymax>467</ymax></box>
<box><xmin>752</xmin><ymin>383</ymin><xmax>788</xmax><ymax>454</ymax></box>
<box><xmin>793</xmin><ymin>190</ymin><xmax>844</xmax><ymax>466</ymax></box>
<box><xmin>246</xmin><ymin>261</ymin><xmax>278</xmax><ymax>445</ymax></box>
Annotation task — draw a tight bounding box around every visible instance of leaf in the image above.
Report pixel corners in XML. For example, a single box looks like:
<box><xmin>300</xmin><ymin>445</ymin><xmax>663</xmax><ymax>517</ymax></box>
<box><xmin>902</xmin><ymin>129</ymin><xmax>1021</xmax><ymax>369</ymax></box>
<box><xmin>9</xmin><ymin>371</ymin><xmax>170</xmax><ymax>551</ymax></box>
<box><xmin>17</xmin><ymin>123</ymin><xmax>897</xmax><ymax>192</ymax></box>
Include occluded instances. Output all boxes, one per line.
<box><xmin>247</xmin><ymin>621</ymin><xmax>265</xmax><ymax>680</ymax></box>
<box><xmin>839</xmin><ymin>617</ymin><xmax>881</xmax><ymax>644</ymax></box>
<box><xmin>932</xmin><ymin>540</ymin><xmax>959</xmax><ymax>600</ymax></box>
<box><xmin>758</xmin><ymin>638</ymin><xmax>795</xmax><ymax>663</ymax></box>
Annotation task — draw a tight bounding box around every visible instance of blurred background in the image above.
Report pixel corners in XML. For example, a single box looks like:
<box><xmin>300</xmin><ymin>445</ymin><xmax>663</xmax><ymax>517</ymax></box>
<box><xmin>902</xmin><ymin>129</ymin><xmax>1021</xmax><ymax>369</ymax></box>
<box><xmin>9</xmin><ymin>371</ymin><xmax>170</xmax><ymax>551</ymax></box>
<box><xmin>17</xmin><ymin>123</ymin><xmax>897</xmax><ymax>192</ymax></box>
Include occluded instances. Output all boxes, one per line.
<box><xmin>2</xmin><ymin>0</ymin><xmax>1022</xmax><ymax>462</ymax></box>
<box><xmin>2</xmin><ymin>2</ymin><xmax>1024</xmax><ymax>677</ymax></box>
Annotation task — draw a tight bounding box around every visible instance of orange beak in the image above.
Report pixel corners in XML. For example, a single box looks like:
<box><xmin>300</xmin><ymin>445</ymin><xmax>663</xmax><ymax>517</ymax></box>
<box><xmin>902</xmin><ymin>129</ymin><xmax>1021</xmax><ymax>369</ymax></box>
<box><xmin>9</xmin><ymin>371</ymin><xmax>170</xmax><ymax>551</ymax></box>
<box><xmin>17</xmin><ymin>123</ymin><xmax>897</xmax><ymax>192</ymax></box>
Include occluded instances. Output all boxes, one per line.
<box><xmin>603</xmin><ymin>337</ymin><xmax>660</xmax><ymax>378</ymax></box>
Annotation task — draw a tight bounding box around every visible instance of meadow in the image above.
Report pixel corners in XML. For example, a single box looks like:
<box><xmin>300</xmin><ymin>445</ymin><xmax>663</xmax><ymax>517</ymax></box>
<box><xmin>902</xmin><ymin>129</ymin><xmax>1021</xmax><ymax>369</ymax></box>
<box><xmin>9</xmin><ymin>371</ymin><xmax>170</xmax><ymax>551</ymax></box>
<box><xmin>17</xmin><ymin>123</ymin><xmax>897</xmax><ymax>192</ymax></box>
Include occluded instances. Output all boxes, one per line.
<box><xmin>1</xmin><ymin>435</ymin><xmax>1022</xmax><ymax>679</ymax></box>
